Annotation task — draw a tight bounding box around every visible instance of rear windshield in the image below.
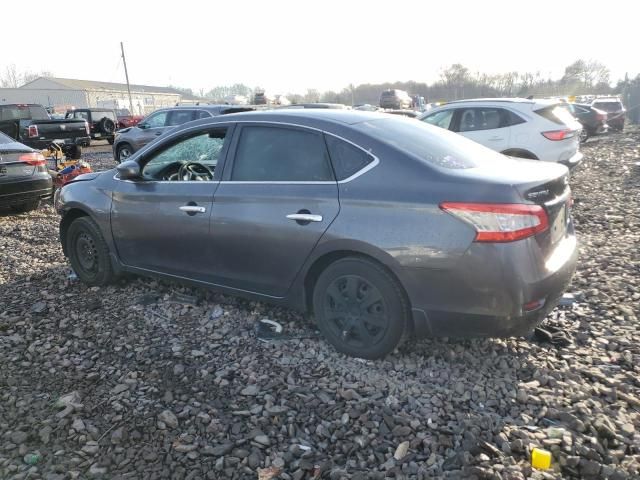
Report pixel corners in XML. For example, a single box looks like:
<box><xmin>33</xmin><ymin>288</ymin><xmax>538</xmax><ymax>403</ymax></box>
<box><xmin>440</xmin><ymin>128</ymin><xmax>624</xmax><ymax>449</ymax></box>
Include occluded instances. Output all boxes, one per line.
<box><xmin>0</xmin><ymin>105</ymin><xmax>49</xmax><ymax>121</ymax></box>
<box><xmin>534</xmin><ymin>104</ymin><xmax>577</xmax><ymax>126</ymax></box>
<box><xmin>353</xmin><ymin>117</ymin><xmax>509</xmax><ymax>169</ymax></box>
<box><xmin>0</xmin><ymin>131</ymin><xmax>15</xmax><ymax>144</ymax></box>
<box><xmin>592</xmin><ymin>101</ymin><xmax>623</xmax><ymax>112</ymax></box>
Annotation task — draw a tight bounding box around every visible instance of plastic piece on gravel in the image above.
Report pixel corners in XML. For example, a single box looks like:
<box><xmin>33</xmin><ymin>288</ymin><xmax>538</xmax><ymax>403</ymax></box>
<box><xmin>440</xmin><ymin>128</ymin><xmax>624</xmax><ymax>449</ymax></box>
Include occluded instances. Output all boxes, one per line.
<box><xmin>168</xmin><ymin>292</ymin><xmax>198</xmax><ymax>306</ymax></box>
<box><xmin>558</xmin><ymin>293</ymin><xmax>576</xmax><ymax>306</ymax></box>
<box><xmin>531</xmin><ymin>447</ymin><xmax>551</xmax><ymax>469</ymax></box>
<box><xmin>68</xmin><ymin>269</ymin><xmax>78</xmax><ymax>280</ymax></box>
<box><xmin>256</xmin><ymin>319</ymin><xmax>284</xmax><ymax>342</ymax></box>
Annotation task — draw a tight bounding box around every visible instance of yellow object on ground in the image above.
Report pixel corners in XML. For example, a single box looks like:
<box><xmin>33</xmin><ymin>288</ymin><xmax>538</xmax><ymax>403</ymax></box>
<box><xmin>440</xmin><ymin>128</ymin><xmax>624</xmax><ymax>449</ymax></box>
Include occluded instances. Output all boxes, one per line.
<box><xmin>531</xmin><ymin>447</ymin><xmax>552</xmax><ymax>469</ymax></box>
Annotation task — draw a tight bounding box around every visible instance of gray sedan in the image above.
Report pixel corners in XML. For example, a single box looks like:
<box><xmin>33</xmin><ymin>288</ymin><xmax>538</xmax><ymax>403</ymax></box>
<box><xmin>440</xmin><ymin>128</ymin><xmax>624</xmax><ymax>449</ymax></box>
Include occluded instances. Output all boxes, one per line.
<box><xmin>57</xmin><ymin>110</ymin><xmax>578</xmax><ymax>359</ymax></box>
<box><xmin>112</xmin><ymin>105</ymin><xmax>253</xmax><ymax>163</ymax></box>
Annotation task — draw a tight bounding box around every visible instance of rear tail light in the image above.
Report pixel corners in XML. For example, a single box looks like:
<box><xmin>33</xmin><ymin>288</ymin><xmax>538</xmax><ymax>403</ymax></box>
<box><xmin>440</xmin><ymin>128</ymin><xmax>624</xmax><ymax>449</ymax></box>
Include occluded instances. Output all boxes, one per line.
<box><xmin>19</xmin><ymin>152</ymin><xmax>46</xmax><ymax>167</ymax></box>
<box><xmin>541</xmin><ymin>129</ymin><xmax>575</xmax><ymax>141</ymax></box>
<box><xmin>84</xmin><ymin>120</ymin><xmax>90</xmax><ymax>135</ymax></box>
<box><xmin>440</xmin><ymin>202</ymin><xmax>549</xmax><ymax>242</ymax></box>
<box><xmin>28</xmin><ymin>125</ymin><xmax>39</xmax><ymax>138</ymax></box>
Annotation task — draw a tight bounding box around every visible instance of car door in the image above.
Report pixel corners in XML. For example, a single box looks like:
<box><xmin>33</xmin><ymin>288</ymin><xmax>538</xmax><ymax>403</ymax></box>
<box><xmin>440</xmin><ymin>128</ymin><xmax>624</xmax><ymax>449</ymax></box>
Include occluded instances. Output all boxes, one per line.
<box><xmin>135</xmin><ymin>110</ymin><xmax>169</xmax><ymax>148</ymax></box>
<box><xmin>210</xmin><ymin>123</ymin><xmax>340</xmax><ymax>297</ymax></box>
<box><xmin>110</xmin><ymin>125</ymin><xmax>231</xmax><ymax>280</ymax></box>
<box><xmin>452</xmin><ymin>107</ymin><xmax>511</xmax><ymax>152</ymax></box>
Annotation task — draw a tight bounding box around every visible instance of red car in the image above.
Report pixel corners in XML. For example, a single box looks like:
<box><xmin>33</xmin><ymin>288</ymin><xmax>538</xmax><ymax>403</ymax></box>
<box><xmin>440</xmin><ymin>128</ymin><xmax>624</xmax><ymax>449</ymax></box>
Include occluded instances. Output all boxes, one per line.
<box><xmin>115</xmin><ymin>109</ymin><xmax>143</xmax><ymax>128</ymax></box>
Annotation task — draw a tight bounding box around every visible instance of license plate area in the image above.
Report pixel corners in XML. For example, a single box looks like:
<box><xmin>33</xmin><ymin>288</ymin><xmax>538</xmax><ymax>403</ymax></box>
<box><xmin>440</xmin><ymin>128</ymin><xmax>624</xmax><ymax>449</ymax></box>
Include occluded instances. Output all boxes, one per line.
<box><xmin>550</xmin><ymin>203</ymin><xmax>568</xmax><ymax>244</ymax></box>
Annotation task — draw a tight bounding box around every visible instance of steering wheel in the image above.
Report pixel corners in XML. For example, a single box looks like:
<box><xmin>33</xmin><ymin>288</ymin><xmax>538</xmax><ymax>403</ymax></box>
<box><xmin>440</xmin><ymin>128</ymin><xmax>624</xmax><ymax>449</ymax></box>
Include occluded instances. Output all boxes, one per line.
<box><xmin>177</xmin><ymin>162</ymin><xmax>213</xmax><ymax>181</ymax></box>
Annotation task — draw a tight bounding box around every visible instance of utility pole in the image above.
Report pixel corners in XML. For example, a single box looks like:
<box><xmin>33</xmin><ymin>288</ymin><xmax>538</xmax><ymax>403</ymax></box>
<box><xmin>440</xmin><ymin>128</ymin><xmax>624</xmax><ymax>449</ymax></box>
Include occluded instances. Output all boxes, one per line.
<box><xmin>120</xmin><ymin>42</ymin><xmax>135</xmax><ymax>115</ymax></box>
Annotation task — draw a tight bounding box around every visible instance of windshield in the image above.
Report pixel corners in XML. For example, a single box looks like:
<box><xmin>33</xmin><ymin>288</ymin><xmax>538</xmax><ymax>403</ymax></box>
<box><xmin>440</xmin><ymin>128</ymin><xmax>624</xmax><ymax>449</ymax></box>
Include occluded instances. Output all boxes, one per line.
<box><xmin>592</xmin><ymin>101</ymin><xmax>623</xmax><ymax>112</ymax></box>
<box><xmin>353</xmin><ymin>116</ymin><xmax>509</xmax><ymax>169</ymax></box>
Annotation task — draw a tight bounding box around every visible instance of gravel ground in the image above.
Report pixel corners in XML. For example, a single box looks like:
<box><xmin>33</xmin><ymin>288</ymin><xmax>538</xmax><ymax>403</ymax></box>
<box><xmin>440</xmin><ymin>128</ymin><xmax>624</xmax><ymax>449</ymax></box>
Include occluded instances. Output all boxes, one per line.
<box><xmin>1</xmin><ymin>132</ymin><xmax>639</xmax><ymax>480</ymax></box>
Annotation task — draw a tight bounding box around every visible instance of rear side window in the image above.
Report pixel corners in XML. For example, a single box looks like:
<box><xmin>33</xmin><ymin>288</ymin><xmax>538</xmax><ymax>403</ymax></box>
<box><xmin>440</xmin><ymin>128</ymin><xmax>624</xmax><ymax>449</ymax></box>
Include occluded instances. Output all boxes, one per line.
<box><xmin>196</xmin><ymin>110</ymin><xmax>211</xmax><ymax>119</ymax></box>
<box><xmin>93</xmin><ymin>111</ymin><xmax>116</xmax><ymax>121</ymax></box>
<box><xmin>534</xmin><ymin>105</ymin><xmax>577</xmax><ymax>126</ymax></box>
<box><xmin>325</xmin><ymin>135</ymin><xmax>374</xmax><ymax>180</ymax></box>
<box><xmin>167</xmin><ymin>110</ymin><xmax>195</xmax><ymax>126</ymax></box>
<box><xmin>232</xmin><ymin>126</ymin><xmax>334</xmax><ymax>182</ymax></box>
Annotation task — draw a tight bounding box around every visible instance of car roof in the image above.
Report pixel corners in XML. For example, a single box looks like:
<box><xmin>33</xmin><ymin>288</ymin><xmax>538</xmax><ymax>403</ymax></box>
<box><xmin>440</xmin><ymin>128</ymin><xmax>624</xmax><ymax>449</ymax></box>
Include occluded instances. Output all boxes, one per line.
<box><xmin>156</xmin><ymin>104</ymin><xmax>254</xmax><ymax>113</ymax></box>
<box><xmin>177</xmin><ymin>108</ymin><xmax>395</xmax><ymax>129</ymax></box>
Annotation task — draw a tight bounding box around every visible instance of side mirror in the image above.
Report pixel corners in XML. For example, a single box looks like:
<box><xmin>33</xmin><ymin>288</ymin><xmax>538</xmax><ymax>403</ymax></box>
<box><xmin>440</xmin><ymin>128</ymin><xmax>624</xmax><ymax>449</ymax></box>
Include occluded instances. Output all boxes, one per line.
<box><xmin>138</xmin><ymin>123</ymin><xmax>148</xmax><ymax>129</ymax></box>
<box><xmin>116</xmin><ymin>160</ymin><xmax>141</xmax><ymax>180</ymax></box>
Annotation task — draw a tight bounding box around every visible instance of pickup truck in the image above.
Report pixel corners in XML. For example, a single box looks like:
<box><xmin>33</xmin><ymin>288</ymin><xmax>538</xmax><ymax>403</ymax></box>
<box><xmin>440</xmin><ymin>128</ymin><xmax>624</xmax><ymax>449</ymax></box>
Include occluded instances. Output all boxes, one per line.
<box><xmin>0</xmin><ymin>104</ymin><xmax>90</xmax><ymax>159</ymax></box>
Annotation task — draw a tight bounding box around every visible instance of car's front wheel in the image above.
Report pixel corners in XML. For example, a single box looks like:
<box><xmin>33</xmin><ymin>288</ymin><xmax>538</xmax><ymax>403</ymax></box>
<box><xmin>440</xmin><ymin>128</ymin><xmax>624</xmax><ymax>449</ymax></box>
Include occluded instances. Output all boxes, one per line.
<box><xmin>66</xmin><ymin>216</ymin><xmax>114</xmax><ymax>286</ymax></box>
<box><xmin>116</xmin><ymin>144</ymin><xmax>133</xmax><ymax>163</ymax></box>
<box><xmin>312</xmin><ymin>257</ymin><xmax>408</xmax><ymax>359</ymax></box>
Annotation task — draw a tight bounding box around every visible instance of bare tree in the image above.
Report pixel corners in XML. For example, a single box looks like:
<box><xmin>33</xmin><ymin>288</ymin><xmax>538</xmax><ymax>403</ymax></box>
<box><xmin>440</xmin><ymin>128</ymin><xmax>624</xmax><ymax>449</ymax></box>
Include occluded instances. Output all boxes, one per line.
<box><xmin>0</xmin><ymin>65</ymin><xmax>54</xmax><ymax>87</ymax></box>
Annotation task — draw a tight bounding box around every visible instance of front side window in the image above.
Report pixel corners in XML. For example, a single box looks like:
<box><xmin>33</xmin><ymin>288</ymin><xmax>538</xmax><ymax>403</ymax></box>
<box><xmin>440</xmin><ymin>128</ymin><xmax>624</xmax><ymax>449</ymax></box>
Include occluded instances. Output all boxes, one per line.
<box><xmin>74</xmin><ymin>111</ymin><xmax>89</xmax><ymax>120</ymax></box>
<box><xmin>141</xmin><ymin>129</ymin><xmax>227</xmax><ymax>181</ymax></box>
<box><xmin>422</xmin><ymin>109</ymin><xmax>453</xmax><ymax>130</ymax></box>
<box><xmin>144</xmin><ymin>111</ymin><xmax>168</xmax><ymax>128</ymax></box>
<box><xmin>231</xmin><ymin>126</ymin><xmax>334</xmax><ymax>182</ymax></box>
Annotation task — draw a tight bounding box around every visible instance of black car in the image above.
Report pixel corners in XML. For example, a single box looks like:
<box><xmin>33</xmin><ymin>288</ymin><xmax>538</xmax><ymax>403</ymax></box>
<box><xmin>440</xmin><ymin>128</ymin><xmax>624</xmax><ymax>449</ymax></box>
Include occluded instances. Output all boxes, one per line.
<box><xmin>66</xmin><ymin>108</ymin><xmax>118</xmax><ymax>145</ymax></box>
<box><xmin>57</xmin><ymin>110</ymin><xmax>578</xmax><ymax>359</ymax></box>
<box><xmin>0</xmin><ymin>131</ymin><xmax>52</xmax><ymax>213</ymax></box>
<box><xmin>565</xmin><ymin>103</ymin><xmax>608</xmax><ymax>142</ymax></box>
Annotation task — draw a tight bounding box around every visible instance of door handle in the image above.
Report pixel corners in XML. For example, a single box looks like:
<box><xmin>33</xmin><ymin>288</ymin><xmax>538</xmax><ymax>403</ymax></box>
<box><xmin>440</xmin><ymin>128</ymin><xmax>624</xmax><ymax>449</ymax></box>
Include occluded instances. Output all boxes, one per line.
<box><xmin>180</xmin><ymin>205</ymin><xmax>206</xmax><ymax>214</ymax></box>
<box><xmin>488</xmin><ymin>136</ymin><xmax>503</xmax><ymax>141</ymax></box>
<box><xmin>286</xmin><ymin>213</ymin><xmax>323</xmax><ymax>222</ymax></box>
<box><xmin>154</xmin><ymin>132</ymin><xmax>162</xmax><ymax>136</ymax></box>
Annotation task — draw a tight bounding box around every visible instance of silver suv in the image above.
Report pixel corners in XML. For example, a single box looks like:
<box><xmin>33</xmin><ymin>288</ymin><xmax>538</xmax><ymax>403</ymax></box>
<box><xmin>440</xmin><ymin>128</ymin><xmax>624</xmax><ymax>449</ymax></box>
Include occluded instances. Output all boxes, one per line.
<box><xmin>112</xmin><ymin>105</ymin><xmax>252</xmax><ymax>163</ymax></box>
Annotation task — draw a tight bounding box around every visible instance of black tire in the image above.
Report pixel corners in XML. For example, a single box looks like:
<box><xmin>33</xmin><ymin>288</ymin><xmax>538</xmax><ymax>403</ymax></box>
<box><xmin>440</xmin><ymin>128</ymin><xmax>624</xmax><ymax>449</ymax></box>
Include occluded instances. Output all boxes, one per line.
<box><xmin>68</xmin><ymin>145</ymin><xmax>82</xmax><ymax>160</ymax></box>
<box><xmin>107</xmin><ymin>137</ymin><xmax>115</xmax><ymax>145</ymax></box>
<box><xmin>312</xmin><ymin>256</ymin><xmax>409</xmax><ymax>359</ymax></box>
<box><xmin>116</xmin><ymin>144</ymin><xmax>133</xmax><ymax>163</ymax></box>
<box><xmin>98</xmin><ymin>117</ymin><xmax>116</xmax><ymax>135</ymax></box>
<box><xmin>579</xmin><ymin>128</ymin><xmax>589</xmax><ymax>143</ymax></box>
<box><xmin>66</xmin><ymin>216</ymin><xmax>114</xmax><ymax>286</ymax></box>
<box><xmin>10</xmin><ymin>199</ymin><xmax>40</xmax><ymax>214</ymax></box>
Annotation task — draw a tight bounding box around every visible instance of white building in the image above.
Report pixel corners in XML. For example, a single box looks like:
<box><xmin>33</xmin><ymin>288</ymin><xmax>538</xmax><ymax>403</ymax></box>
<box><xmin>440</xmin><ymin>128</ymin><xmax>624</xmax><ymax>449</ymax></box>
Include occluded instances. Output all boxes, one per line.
<box><xmin>0</xmin><ymin>77</ymin><xmax>202</xmax><ymax>115</ymax></box>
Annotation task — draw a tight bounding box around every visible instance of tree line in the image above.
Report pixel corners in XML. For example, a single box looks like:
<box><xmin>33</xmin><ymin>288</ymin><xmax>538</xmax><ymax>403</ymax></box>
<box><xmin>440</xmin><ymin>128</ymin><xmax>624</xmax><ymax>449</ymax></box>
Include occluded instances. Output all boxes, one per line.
<box><xmin>201</xmin><ymin>59</ymin><xmax>631</xmax><ymax>105</ymax></box>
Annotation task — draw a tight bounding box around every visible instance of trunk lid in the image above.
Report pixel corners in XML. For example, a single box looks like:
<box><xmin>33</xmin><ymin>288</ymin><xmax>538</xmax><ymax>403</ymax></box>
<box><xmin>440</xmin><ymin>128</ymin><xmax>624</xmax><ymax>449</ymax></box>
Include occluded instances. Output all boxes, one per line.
<box><xmin>0</xmin><ymin>146</ymin><xmax>37</xmax><ymax>180</ymax></box>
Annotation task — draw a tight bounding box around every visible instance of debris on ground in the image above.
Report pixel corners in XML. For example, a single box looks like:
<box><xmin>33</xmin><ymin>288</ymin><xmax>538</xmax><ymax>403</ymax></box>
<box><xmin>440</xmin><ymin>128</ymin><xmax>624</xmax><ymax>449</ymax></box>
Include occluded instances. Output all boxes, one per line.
<box><xmin>1</xmin><ymin>134</ymin><xmax>639</xmax><ymax>478</ymax></box>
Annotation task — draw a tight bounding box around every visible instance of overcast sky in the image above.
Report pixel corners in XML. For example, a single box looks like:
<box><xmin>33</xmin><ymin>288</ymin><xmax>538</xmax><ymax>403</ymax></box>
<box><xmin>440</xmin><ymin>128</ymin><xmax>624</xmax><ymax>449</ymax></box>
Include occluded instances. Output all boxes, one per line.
<box><xmin>4</xmin><ymin>0</ymin><xmax>637</xmax><ymax>94</ymax></box>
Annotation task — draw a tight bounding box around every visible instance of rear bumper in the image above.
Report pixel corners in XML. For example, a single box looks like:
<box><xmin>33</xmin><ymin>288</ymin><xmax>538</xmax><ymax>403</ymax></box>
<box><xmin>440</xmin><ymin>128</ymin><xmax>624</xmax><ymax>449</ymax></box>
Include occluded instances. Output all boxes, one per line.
<box><xmin>0</xmin><ymin>176</ymin><xmax>53</xmax><ymax>207</ymax></box>
<box><xmin>406</xmin><ymin>232</ymin><xmax>579</xmax><ymax>338</ymax></box>
<box><xmin>27</xmin><ymin>137</ymin><xmax>90</xmax><ymax>149</ymax></box>
<box><xmin>559</xmin><ymin>151</ymin><xmax>583</xmax><ymax>169</ymax></box>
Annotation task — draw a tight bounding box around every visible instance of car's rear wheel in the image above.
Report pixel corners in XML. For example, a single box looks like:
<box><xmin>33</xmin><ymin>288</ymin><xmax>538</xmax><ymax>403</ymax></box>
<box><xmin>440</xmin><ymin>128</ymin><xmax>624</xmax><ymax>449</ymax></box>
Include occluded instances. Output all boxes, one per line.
<box><xmin>312</xmin><ymin>257</ymin><xmax>408</xmax><ymax>359</ymax></box>
<box><xmin>66</xmin><ymin>216</ymin><xmax>114</xmax><ymax>286</ymax></box>
<box><xmin>10</xmin><ymin>199</ymin><xmax>40</xmax><ymax>214</ymax></box>
<box><xmin>116</xmin><ymin>144</ymin><xmax>133</xmax><ymax>163</ymax></box>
